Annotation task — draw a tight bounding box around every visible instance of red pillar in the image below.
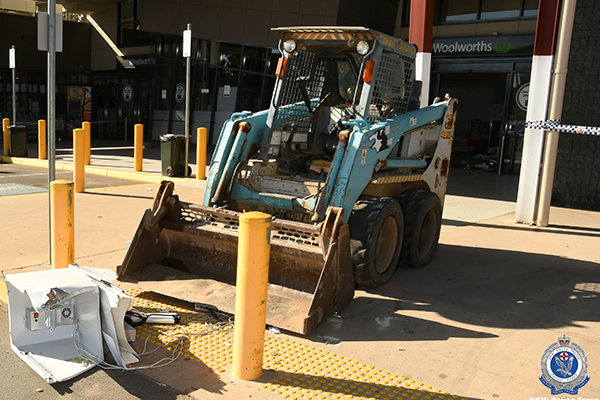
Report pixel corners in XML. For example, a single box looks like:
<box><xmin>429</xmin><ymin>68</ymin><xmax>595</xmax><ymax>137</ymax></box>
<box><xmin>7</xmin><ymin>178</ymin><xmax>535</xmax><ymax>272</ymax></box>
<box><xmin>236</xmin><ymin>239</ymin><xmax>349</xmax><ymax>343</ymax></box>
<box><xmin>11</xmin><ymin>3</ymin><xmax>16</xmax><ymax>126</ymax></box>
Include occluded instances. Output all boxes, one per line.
<box><xmin>409</xmin><ymin>0</ymin><xmax>435</xmax><ymax>107</ymax></box>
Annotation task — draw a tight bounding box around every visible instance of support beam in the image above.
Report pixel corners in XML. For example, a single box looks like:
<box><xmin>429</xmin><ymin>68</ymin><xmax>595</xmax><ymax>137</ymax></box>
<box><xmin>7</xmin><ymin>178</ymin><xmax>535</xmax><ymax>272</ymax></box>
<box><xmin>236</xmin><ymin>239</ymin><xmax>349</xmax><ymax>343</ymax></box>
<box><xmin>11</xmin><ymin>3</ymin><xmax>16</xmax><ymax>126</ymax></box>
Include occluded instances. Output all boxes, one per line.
<box><xmin>515</xmin><ymin>0</ymin><xmax>561</xmax><ymax>224</ymax></box>
<box><xmin>409</xmin><ymin>0</ymin><xmax>435</xmax><ymax>107</ymax></box>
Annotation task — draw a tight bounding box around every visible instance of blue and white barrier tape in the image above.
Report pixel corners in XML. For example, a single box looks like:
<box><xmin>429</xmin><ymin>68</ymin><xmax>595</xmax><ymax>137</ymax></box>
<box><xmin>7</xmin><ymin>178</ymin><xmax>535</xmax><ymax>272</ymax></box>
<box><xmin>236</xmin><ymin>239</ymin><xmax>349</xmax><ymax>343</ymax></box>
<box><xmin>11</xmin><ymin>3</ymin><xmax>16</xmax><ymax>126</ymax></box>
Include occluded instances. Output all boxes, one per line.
<box><xmin>525</xmin><ymin>119</ymin><xmax>600</xmax><ymax>136</ymax></box>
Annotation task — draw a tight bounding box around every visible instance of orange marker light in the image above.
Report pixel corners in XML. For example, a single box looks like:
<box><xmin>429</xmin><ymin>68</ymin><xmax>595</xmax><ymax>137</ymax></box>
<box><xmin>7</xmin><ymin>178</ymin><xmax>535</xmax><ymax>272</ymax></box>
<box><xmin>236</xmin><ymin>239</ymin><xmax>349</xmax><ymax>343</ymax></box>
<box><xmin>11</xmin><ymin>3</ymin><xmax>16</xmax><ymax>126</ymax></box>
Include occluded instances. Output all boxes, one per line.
<box><xmin>363</xmin><ymin>60</ymin><xmax>375</xmax><ymax>83</ymax></box>
<box><xmin>275</xmin><ymin>57</ymin><xmax>287</xmax><ymax>78</ymax></box>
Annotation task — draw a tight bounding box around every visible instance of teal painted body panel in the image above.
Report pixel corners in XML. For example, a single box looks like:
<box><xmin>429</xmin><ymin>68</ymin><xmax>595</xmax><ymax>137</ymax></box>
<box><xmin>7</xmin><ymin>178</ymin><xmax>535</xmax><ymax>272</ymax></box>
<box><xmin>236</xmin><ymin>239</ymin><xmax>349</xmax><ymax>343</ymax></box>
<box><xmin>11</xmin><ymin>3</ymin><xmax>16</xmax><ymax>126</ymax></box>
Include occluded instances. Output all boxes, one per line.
<box><xmin>329</xmin><ymin>103</ymin><xmax>448</xmax><ymax>223</ymax></box>
<box><xmin>202</xmin><ymin>110</ymin><xmax>269</xmax><ymax>206</ymax></box>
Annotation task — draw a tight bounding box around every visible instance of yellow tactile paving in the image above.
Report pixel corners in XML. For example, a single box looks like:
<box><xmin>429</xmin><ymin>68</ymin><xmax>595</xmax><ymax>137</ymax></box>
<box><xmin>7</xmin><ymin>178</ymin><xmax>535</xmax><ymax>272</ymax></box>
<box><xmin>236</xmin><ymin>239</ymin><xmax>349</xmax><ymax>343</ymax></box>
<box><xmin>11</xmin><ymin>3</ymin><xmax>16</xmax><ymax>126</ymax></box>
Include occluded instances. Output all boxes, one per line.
<box><xmin>127</xmin><ymin>289</ymin><xmax>469</xmax><ymax>400</ymax></box>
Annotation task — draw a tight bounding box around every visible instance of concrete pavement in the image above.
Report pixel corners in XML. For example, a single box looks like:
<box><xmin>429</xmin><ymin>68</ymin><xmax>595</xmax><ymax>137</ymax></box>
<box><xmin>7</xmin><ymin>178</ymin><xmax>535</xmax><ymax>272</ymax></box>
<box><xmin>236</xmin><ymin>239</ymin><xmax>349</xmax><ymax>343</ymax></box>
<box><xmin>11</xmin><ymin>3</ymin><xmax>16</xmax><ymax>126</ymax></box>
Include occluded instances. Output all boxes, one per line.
<box><xmin>1</xmin><ymin>142</ymin><xmax>600</xmax><ymax>400</ymax></box>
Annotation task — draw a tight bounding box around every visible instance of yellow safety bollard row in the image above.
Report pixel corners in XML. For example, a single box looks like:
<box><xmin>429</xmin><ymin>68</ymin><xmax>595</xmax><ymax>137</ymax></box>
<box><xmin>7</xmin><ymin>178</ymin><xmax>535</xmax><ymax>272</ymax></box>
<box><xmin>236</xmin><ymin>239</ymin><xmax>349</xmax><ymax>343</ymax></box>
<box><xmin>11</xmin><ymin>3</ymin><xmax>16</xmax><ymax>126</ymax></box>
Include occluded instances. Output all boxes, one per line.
<box><xmin>50</xmin><ymin>180</ymin><xmax>74</xmax><ymax>269</ymax></box>
<box><xmin>83</xmin><ymin>121</ymin><xmax>91</xmax><ymax>165</ymax></box>
<box><xmin>73</xmin><ymin>128</ymin><xmax>85</xmax><ymax>193</ymax></box>
<box><xmin>3</xmin><ymin>118</ymin><xmax>9</xmax><ymax>156</ymax></box>
<box><xmin>232</xmin><ymin>211</ymin><xmax>272</xmax><ymax>381</ymax></box>
<box><xmin>196</xmin><ymin>127</ymin><xmax>207</xmax><ymax>180</ymax></box>
<box><xmin>134</xmin><ymin>124</ymin><xmax>143</xmax><ymax>172</ymax></box>
<box><xmin>38</xmin><ymin>120</ymin><xmax>47</xmax><ymax>160</ymax></box>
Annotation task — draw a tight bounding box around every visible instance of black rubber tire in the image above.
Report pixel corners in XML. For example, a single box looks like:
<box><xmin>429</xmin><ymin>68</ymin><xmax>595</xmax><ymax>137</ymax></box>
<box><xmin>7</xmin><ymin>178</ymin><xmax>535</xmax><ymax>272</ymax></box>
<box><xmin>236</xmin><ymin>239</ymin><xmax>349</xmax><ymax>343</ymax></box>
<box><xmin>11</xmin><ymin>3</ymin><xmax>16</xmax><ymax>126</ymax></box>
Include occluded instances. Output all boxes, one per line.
<box><xmin>349</xmin><ymin>197</ymin><xmax>404</xmax><ymax>288</ymax></box>
<box><xmin>398</xmin><ymin>190</ymin><xmax>442</xmax><ymax>269</ymax></box>
<box><xmin>187</xmin><ymin>165</ymin><xmax>193</xmax><ymax>177</ymax></box>
<box><xmin>166</xmin><ymin>166</ymin><xmax>174</xmax><ymax>177</ymax></box>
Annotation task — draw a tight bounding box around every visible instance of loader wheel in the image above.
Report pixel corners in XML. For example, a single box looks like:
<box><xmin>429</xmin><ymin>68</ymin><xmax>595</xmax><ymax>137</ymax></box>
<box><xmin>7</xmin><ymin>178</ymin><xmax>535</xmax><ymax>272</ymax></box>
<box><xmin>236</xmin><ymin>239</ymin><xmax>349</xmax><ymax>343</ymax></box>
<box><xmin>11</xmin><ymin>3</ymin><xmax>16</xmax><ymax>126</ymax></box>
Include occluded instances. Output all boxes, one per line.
<box><xmin>399</xmin><ymin>190</ymin><xmax>442</xmax><ymax>269</ymax></box>
<box><xmin>349</xmin><ymin>197</ymin><xmax>404</xmax><ymax>288</ymax></box>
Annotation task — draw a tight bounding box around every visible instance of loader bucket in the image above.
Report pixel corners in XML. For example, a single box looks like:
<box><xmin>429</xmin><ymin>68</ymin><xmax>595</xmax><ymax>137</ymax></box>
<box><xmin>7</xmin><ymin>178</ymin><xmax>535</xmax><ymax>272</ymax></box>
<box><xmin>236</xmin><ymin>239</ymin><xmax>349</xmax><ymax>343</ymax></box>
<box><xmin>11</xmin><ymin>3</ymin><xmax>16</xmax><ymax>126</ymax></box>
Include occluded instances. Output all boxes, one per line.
<box><xmin>117</xmin><ymin>181</ymin><xmax>354</xmax><ymax>334</ymax></box>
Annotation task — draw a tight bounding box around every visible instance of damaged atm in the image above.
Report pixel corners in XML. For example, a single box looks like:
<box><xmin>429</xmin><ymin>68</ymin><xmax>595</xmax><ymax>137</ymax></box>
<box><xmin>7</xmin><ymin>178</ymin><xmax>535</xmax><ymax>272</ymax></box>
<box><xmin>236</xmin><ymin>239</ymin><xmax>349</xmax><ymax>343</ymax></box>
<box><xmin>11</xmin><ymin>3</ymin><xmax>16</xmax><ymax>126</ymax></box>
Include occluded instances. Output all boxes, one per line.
<box><xmin>5</xmin><ymin>265</ymin><xmax>137</xmax><ymax>383</ymax></box>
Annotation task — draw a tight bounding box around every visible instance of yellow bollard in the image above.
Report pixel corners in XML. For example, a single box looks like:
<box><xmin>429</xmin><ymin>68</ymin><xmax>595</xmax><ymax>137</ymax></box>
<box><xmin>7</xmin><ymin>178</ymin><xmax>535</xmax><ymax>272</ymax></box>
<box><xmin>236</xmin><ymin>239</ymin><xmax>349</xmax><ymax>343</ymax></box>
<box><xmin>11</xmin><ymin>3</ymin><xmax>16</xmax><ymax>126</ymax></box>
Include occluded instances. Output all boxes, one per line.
<box><xmin>134</xmin><ymin>124</ymin><xmax>143</xmax><ymax>171</ymax></box>
<box><xmin>232</xmin><ymin>211</ymin><xmax>272</xmax><ymax>380</ymax></box>
<box><xmin>38</xmin><ymin>120</ymin><xmax>47</xmax><ymax>160</ymax></box>
<box><xmin>196</xmin><ymin>127</ymin><xmax>207</xmax><ymax>180</ymax></box>
<box><xmin>50</xmin><ymin>180</ymin><xmax>75</xmax><ymax>269</ymax></box>
<box><xmin>3</xmin><ymin>118</ymin><xmax>9</xmax><ymax>156</ymax></box>
<box><xmin>73</xmin><ymin>128</ymin><xmax>85</xmax><ymax>193</ymax></box>
<box><xmin>83</xmin><ymin>121</ymin><xmax>91</xmax><ymax>165</ymax></box>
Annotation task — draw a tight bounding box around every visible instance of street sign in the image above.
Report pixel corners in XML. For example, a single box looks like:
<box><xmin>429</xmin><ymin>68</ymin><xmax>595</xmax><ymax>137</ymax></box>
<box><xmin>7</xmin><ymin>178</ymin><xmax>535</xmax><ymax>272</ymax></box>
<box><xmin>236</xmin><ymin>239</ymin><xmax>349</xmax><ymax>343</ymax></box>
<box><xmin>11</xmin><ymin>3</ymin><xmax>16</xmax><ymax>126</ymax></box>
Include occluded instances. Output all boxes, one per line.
<box><xmin>37</xmin><ymin>12</ymin><xmax>63</xmax><ymax>52</ymax></box>
<box><xmin>9</xmin><ymin>47</ymin><xmax>15</xmax><ymax>69</ymax></box>
<box><xmin>183</xmin><ymin>29</ymin><xmax>191</xmax><ymax>58</ymax></box>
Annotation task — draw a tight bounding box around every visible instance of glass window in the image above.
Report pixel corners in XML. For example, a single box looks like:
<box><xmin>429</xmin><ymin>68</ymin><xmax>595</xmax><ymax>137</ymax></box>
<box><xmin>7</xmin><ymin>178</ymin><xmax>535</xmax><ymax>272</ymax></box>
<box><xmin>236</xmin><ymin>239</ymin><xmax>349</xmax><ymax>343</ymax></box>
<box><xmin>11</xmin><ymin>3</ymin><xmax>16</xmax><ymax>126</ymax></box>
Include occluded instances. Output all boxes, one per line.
<box><xmin>438</xmin><ymin>0</ymin><xmax>479</xmax><ymax>22</ymax></box>
<box><xmin>237</xmin><ymin>73</ymin><xmax>264</xmax><ymax>112</ymax></box>
<box><xmin>243</xmin><ymin>46</ymin><xmax>267</xmax><ymax>73</ymax></box>
<box><xmin>523</xmin><ymin>0</ymin><xmax>539</xmax><ymax>17</ymax></box>
<box><xmin>337</xmin><ymin>61</ymin><xmax>358</xmax><ymax>102</ymax></box>
<box><xmin>220</xmin><ymin>44</ymin><xmax>242</xmax><ymax>69</ymax></box>
<box><xmin>193</xmin><ymin>65</ymin><xmax>215</xmax><ymax>112</ymax></box>
<box><xmin>481</xmin><ymin>0</ymin><xmax>521</xmax><ymax>20</ymax></box>
<box><xmin>121</xmin><ymin>0</ymin><xmax>135</xmax><ymax>23</ymax></box>
<box><xmin>262</xmin><ymin>77</ymin><xmax>276</xmax><ymax>110</ymax></box>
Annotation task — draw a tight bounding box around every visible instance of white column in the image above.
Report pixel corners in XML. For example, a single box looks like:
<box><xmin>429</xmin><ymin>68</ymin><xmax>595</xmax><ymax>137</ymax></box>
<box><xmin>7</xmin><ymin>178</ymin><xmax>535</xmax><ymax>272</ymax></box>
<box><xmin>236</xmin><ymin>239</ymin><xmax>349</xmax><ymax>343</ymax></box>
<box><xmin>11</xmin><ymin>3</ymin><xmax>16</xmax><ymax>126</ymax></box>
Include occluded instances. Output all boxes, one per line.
<box><xmin>515</xmin><ymin>55</ymin><xmax>554</xmax><ymax>224</ymax></box>
<box><xmin>415</xmin><ymin>52</ymin><xmax>431</xmax><ymax>107</ymax></box>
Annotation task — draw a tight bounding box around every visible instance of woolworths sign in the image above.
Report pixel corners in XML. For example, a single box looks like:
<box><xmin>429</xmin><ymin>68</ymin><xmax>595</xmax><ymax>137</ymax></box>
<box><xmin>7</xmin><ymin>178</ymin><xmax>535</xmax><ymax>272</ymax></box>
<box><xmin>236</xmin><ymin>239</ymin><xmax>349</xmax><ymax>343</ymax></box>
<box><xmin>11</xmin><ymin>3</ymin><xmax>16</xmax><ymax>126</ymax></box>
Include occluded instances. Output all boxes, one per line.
<box><xmin>432</xmin><ymin>35</ymin><xmax>534</xmax><ymax>57</ymax></box>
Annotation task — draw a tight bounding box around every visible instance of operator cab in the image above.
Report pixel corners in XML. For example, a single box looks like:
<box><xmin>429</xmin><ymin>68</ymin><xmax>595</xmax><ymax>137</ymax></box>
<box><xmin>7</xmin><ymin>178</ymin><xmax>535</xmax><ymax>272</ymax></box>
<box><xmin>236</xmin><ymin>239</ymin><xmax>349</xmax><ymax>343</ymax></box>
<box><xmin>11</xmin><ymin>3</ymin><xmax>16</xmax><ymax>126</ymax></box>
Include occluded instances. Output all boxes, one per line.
<box><xmin>260</xmin><ymin>27</ymin><xmax>416</xmax><ymax>176</ymax></box>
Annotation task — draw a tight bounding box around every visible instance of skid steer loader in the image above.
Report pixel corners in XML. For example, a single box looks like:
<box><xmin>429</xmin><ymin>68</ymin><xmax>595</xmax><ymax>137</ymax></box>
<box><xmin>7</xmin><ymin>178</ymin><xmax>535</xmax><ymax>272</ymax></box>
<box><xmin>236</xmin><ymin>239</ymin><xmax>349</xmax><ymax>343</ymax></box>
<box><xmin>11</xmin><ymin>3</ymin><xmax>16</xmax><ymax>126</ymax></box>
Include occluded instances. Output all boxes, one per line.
<box><xmin>118</xmin><ymin>27</ymin><xmax>457</xmax><ymax>334</ymax></box>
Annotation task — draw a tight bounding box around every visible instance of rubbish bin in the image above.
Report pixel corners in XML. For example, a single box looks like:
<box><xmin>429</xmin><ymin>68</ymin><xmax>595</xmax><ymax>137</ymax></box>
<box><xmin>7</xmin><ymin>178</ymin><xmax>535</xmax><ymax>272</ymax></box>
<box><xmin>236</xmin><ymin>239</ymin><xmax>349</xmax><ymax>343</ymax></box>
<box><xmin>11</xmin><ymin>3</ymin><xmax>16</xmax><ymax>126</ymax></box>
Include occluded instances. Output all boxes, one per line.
<box><xmin>160</xmin><ymin>134</ymin><xmax>188</xmax><ymax>177</ymax></box>
<box><xmin>9</xmin><ymin>125</ymin><xmax>27</xmax><ymax>157</ymax></box>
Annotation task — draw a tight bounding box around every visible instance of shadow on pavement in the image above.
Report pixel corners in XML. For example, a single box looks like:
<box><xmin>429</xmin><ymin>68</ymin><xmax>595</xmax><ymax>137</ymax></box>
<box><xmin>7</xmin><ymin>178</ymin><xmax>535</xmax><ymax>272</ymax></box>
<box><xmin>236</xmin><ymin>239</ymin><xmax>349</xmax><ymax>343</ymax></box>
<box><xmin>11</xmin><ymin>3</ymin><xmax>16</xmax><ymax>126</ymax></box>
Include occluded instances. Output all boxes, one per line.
<box><xmin>256</xmin><ymin>369</ymin><xmax>485</xmax><ymax>400</ymax></box>
<box><xmin>309</xmin><ymin>244</ymin><xmax>600</xmax><ymax>342</ymax></box>
<box><xmin>443</xmin><ymin>218</ymin><xmax>600</xmax><ymax>238</ymax></box>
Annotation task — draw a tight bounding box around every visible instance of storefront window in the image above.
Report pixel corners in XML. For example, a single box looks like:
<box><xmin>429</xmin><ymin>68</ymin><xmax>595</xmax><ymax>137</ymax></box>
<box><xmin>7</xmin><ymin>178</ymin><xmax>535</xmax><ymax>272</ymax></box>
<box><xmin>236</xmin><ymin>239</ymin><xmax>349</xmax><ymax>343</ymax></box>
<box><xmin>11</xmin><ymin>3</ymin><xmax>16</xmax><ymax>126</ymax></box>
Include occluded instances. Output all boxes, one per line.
<box><xmin>434</xmin><ymin>0</ymin><xmax>539</xmax><ymax>23</ymax></box>
<box><xmin>193</xmin><ymin>65</ymin><xmax>215</xmax><ymax>112</ymax></box>
<box><xmin>437</xmin><ymin>0</ymin><xmax>479</xmax><ymax>22</ymax></box>
<box><xmin>237</xmin><ymin>73</ymin><xmax>264</xmax><ymax>112</ymax></box>
<box><xmin>243</xmin><ymin>47</ymin><xmax>267</xmax><ymax>73</ymax></box>
<box><xmin>523</xmin><ymin>0</ymin><xmax>539</xmax><ymax>18</ymax></box>
<box><xmin>481</xmin><ymin>0</ymin><xmax>521</xmax><ymax>20</ymax></box>
<box><xmin>220</xmin><ymin>44</ymin><xmax>242</xmax><ymax>69</ymax></box>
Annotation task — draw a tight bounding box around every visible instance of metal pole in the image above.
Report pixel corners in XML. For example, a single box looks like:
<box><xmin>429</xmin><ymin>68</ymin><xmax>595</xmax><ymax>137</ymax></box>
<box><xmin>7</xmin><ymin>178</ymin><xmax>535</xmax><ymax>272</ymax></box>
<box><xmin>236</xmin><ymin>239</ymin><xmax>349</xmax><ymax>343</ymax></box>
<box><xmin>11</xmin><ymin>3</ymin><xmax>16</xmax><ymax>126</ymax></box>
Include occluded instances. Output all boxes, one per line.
<box><xmin>48</xmin><ymin>0</ymin><xmax>57</xmax><ymax>263</ymax></box>
<box><xmin>11</xmin><ymin>45</ymin><xmax>16</xmax><ymax>125</ymax></box>
<box><xmin>184</xmin><ymin>23</ymin><xmax>191</xmax><ymax>177</ymax></box>
<box><xmin>536</xmin><ymin>0</ymin><xmax>577</xmax><ymax>227</ymax></box>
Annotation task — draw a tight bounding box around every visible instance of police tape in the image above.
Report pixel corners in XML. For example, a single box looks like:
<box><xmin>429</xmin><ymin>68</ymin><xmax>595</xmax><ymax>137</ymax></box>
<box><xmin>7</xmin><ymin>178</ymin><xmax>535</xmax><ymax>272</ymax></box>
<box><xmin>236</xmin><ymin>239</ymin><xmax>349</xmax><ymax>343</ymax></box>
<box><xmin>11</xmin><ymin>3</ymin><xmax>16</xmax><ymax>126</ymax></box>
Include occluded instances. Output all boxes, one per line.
<box><xmin>525</xmin><ymin>119</ymin><xmax>600</xmax><ymax>135</ymax></box>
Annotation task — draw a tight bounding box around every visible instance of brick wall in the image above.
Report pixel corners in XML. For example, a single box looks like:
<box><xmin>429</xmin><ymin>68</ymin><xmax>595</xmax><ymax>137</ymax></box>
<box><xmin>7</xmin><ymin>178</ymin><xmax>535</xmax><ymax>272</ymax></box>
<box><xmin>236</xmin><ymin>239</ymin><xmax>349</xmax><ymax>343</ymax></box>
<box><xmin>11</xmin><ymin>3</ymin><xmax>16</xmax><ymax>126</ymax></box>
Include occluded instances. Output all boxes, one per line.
<box><xmin>554</xmin><ymin>0</ymin><xmax>600</xmax><ymax>211</ymax></box>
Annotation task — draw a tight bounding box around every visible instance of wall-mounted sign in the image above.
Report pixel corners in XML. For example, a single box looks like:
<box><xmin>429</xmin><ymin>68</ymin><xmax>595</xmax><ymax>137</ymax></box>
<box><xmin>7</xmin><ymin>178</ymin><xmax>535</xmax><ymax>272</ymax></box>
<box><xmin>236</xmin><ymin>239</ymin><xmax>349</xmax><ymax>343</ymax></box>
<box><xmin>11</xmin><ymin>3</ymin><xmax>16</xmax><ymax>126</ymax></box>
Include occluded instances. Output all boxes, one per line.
<box><xmin>175</xmin><ymin>83</ymin><xmax>185</xmax><ymax>103</ymax></box>
<box><xmin>122</xmin><ymin>84</ymin><xmax>133</xmax><ymax>102</ymax></box>
<box><xmin>125</xmin><ymin>57</ymin><xmax>156</xmax><ymax>67</ymax></box>
<box><xmin>224</xmin><ymin>85</ymin><xmax>231</xmax><ymax>97</ymax></box>
<box><xmin>432</xmin><ymin>35</ymin><xmax>534</xmax><ymax>57</ymax></box>
<box><xmin>161</xmin><ymin>89</ymin><xmax>167</xmax><ymax>99</ymax></box>
<box><xmin>516</xmin><ymin>83</ymin><xmax>529</xmax><ymax>111</ymax></box>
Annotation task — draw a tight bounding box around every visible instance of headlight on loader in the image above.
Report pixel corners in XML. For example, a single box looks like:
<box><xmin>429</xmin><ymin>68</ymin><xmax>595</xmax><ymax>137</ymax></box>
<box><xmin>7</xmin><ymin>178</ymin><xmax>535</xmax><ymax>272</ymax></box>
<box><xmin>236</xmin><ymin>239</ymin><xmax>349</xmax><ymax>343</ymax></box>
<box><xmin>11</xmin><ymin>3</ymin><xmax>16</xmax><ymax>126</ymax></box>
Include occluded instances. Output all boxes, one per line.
<box><xmin>356</xmin><ymin>40</ymin><xmax>370</xmax><ymax>55</ymax></box>
<box><xmin>283</xmin><ymin>39</ymin><xmax>297</xmax><ymax>54</ymax></box>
